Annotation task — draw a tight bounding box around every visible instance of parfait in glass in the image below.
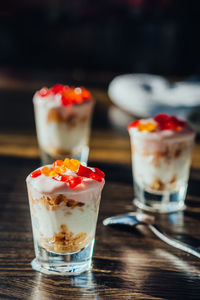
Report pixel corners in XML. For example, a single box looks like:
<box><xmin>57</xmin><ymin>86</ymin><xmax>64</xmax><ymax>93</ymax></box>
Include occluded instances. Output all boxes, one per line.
<box><xmin>26</xmin><ymin>158</ymin><xmax>105</xmax><ymax>275</ymax></box>
<box><xmin>128</xmin><ymin>114</ymin><xmax>195</xmax><ymax>213</ymax></box>
<box><xmin>33</xmin><ymin>84</ymin><xmax>94</xmax><ymax>164</ymax></box>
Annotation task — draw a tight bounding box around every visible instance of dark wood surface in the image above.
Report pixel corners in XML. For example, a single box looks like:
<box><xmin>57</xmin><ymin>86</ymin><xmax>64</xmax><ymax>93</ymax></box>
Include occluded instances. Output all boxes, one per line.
<box><xmin>0</xmin><ymin>69</ymin><xmax>200</xmax><ymax>299</ymax></box>
<box><xmin>0</xmin><ymin>157</ymin><xmax>200</xmax><ymax>300</ymax></box>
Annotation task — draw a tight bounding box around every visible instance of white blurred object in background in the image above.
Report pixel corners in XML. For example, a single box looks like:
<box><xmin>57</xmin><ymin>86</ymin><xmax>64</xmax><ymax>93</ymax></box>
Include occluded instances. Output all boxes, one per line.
<box><xmin>108</xmin><ymin>74</ymin><xmax>200</xmax><ymax>124</ymax></box>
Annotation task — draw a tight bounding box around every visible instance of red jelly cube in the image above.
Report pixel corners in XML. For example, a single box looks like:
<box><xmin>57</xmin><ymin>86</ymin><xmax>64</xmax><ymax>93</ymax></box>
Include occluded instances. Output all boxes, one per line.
<box><xmin>154</xmin><ymin>113</ymin><xmax>170</xmax><ymax>123</ymax></box>
<box><xmin>128</xmin><ymin>120</ymin><xmax>140</xmax><ymax>129</ymax></box>
<box><xmin>161</xmin><ymin>121</ymin><xmax>174</xmax><ymax>130</ymax></box>
<box><xmin>53</xmin><ymin>174</ymin><xmax>82</xmax><ymax>188</ymax></box>
<box><xmin>77</xmin><ymin>165</ymin><xmax>93</xmax><ymax>178</ymax></box>
<box><xmin>77</xmin><ymin>165</ymin><xmax>104</xmax><ymax>182</ymax></box>
<box><xmin>51</xmin><ymin>84</ymin><xmax>64</xmax><ymax>94</ymax></box>
<box><xmin>94</xmin><ymin>168</ymin><xmax>105</xmax><ymax>179</ymax></box>
<box><xmin>68</xmin><ymin>176</ymin><xmax>82</xmax><ymax>188</ymax></box>
<box><xmin>91</xmin><ymin>173</ymin><xmax>103</xmax><ymax>182</ymax></box>
<box><xmin>31</xmin><ymin>169</ymin><xmax>42</xmax><ymax>178</ymax></box>
<box><xmin>38</xmin><ymin>87</ymin><xmax>51</xmax><ymax>97</ymax></box>
<box><xmin>170</xmin><ymin>115</ymin><xmax>179</xmax><ymax>124</ymax></box>
<box><xmin>61</xmin><ymin>95</ymin><xmax>72</xmax><ymax>106</ymax></box>
<box><xmin>53</xmin><ymin>174</ymin><xmax>68</xmax><ymax>182</ymax></box>
<box><xmin>170</xmin><ymin>116</ymin><xmax>186</xmax><ymax>127</ymax></box>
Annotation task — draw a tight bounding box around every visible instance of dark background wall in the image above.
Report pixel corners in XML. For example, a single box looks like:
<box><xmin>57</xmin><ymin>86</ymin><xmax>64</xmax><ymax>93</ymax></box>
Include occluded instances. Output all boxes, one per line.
<box><xmin>0</xmin><ymin>0</ymin><xmax>200</xmax><ymax>76</ymax></box>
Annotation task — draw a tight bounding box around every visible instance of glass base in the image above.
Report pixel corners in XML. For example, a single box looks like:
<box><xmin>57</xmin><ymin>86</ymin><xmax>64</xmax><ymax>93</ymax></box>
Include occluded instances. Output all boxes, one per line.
<box><xmin>31</xmin><ymin>239</ymin><xmax>94</xmax><ymax>276</ymax></box>
<box><xmin>133</xmin><ymin>182</ymin><xmax>187</xmax><ymax>213</ymax></box>
<box><xmin>40</xmin><ymin>146</ymin><xmax>89</xmax><ymax>165</ymax></box>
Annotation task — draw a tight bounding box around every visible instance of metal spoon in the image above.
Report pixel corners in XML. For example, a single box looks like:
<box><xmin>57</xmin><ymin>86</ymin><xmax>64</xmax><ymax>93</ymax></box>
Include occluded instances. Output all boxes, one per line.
<box><xmin>103</xmin><ymin>212</ymin><xmax>200</xmax><ymax>259</ymax></box>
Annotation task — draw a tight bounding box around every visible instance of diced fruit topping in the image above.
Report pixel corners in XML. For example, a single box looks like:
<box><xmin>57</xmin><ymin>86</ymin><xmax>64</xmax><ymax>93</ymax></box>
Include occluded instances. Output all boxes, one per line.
<box><xmin>81</xmin><ymin>88</ymin><xmax>91</xmax><ymax>99</ymax></box>
<box><xmin>68</xmin><ymin>160</ymin><xmax>80</xmax><ymax>172</ymax></box>
<box><xmin>41</xmin><ymin>166</ymin><xmax>51</xmax><ymax>176</ymax></box>
<box><xmin>55</xmin><ymin>165</ymin><xmax>67</xmax><ymax>174</ymax></box>
<box><xmin>51</xmin><ymin>84</ymin><xmax>65</xmax><ymax>94</ymax></box>
<box><xmin>38</xmin><ymin>87</ymin><xmax>51</xmax><ymax>97</ymax></box>
<box><xmin>170</xmin><ymin>116</ymin><xmax>187</xmax><ymax>127</ymax></box>
<box><xmin>63</xmin><ymin>158</ymin><xmax>80</xmax><ymax>172</ymax></box>
<box><xmin>30</xmin><ymin>158</ymin><xmax>105</xmax><ymax>188</ymax></box>
<box><xmin>77</xmin><ymin>165</ymin><xmax>105</xmax><ymax>182</ymax></box>
<box><xmin>53</xmin><ymin>160</ymin><xmax>64</xmax><ymax>167</ymax></box>
<box><xmin>77</xmin><ymin>164</ymin><xmax>92</xmax><ymax>178</ymax></box>
<box><xmin>49</xmin><ymin>169</ymin><xmax>57</xmax><ymax>177</ymax></box>
<box><xmin>37</xmin><ymin>84</ymin><xmax>91</xmax><ymax>105</ymax></box>
<box><xmin>127</xmin><ymin>120</ymin><xmax>140</xmax><ymax>130</ymax></box>
<box><xmin>31</xmin><ymin>169</ymin><xmax>42</xmax><ymax>178</ymax></box>
<box><xmin>154</xmin><ymin>114</ymin><xmax>186</xmax><ymax>131</ymax></box>
<box><xmin>154</xmin><ymin>113</ymin><xmax>170</xmax><ymax>123</ymax></box>
<box><xmin>137</xmin><ymin>122</ymin><xmax>157</xmax><ymax>132</ymax></box>
<box><xmin>53</xmin><ymin>174</ymin><xmax>83</xmax><ymax>188</ymax></box>
<box><xmin>93</xmin><ymin>168</ymin><xmax>105</xmax><ymax>178</ymax></box>
<box><xmin>128</xmin><ymin>114</ymin><xmax>187</xmax><ymax>132</ymax></box>
<box><xmin>128</xmin><ymin>120</ymin><xmax>157</xmax><ymax>132</ymax></box>
<box><xmin>61</xmin><ymin>87</ymin><xmax>91</xmax><ymax>106</ymax></box>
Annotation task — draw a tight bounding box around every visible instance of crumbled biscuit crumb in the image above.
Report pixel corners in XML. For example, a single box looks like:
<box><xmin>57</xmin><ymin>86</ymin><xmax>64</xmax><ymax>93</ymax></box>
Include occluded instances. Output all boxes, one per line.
<box><xmin>151</xmin><ymin>179</ymin><xmax>166</xmax><ymax>191</ymax></box>
<box><xmin>40</xmin><ymin>224</ymin><xmax>90</xmax><ymax>253</ymax></box>
<box><xmin>47</xmin><ymin>108</ymin><xmax>89</xmax><ymax>128</ymax></box>
<box><xmin>151</xmin><ymin>175</ymin><xmax>177</xmax><ymax>191</ymax></box>
<box><xmin>32</xmin><ymin>194</ymin><xmax>85</xmax><ymax>211</ymax></box>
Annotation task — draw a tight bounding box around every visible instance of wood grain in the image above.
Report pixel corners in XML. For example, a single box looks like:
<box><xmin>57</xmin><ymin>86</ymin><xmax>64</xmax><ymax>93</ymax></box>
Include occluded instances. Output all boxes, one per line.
<box><xmin>0</xmin><ymin>130</ymin><xmax>200</xmax><ymax>169</ymax></box>
<box><xmin>0</xmin><ymin>71</ymin><xmax>200</xmax><ymax>299</ymax></box>
<box><xmin>0</xmin><ymin>157</ymin><xmax>200</xmax><ymax>300</ymax></box>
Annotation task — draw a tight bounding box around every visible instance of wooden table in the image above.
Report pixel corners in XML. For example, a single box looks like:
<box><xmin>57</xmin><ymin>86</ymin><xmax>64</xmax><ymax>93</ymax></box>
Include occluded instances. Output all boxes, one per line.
<box><xmin>0</xmin><ymin>69</ymin><xmax>200</xmax><ymax>299</ymax></box>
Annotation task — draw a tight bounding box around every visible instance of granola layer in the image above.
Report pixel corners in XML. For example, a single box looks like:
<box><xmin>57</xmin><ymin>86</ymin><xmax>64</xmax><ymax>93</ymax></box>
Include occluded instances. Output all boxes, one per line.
<box><xmin>132</xmin><ymin>140</ymin><xmax>192</xmax><ymax>167</ymax></box>
<box><xmin>30</xmin><ymin>194</ymin><xmax>85</xmax><ymax>211</ymax></box>
<box><xmin>47</xmin><ymin>108</ymin><xmax>89</xmax><ymax>127</ymax></box>
<box><xmin>40</xmin><ymin>225</ymin><xmax>90</xmax><ymax>253</ymax></box>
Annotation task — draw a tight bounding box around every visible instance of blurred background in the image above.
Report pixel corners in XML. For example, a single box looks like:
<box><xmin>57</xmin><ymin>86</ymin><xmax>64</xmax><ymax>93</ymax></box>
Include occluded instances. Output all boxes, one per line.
<box><xmin>0</xmin><ymin>0</ymin><xmax>200</xmax><ymax>162</ymax></box>
<box><xmin>1</xmin><ymin>0</ymin><xmax>200</xmax><ymax>75</ymax></box>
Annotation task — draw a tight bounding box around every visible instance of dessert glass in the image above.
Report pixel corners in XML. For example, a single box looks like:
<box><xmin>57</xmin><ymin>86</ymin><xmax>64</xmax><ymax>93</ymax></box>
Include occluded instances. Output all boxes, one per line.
<box><xmin>26</xmin><ymin>158</ymin><xmax>105</xmax><ymax>275</ymax></box>
<box><xmin>128</xmin><ymin>114</ymin><xmax>195</xmax><ymax>213</ymax></box>
<box><xmin>33</xmin><ymin>84</ymin><xmax>94</xmax><ymax>165</ymax></box>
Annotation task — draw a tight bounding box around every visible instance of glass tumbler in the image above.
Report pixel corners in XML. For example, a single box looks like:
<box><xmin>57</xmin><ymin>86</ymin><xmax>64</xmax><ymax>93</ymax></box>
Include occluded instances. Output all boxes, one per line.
<box><xmin>26</xmin><ymin>171</ymin><xmax>104</xmax><ymax>275</ymax></box>
<box><xmin>129</xmin><ymin>124</ymin><xmax>195</xmax><ymax>213</ymax></box>
<box><xmin>33</xmin><ymin>85</ymin><xmax>94</xmax><ymax>165</ymax></box>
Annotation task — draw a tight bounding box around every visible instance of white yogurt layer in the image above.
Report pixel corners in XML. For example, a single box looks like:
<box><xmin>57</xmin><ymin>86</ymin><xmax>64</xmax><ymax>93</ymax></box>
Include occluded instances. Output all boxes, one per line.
<box><xmin>33</xmin><ymin>93</ymin><xmax>93</xmax><ymax>155</ymax></box>
<box><xmin>28</xmin><ymin>187</ymin><xmax>101</xmax><ymax>240</ymax></box>
<box><xmin>132</xmin><ymin>141</ymin><xmax>192</xmax><ymax>191</ymax></box>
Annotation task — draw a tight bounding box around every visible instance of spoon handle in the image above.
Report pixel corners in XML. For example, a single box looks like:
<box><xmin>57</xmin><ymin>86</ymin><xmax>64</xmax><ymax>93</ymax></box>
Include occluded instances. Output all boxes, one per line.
<box><xmin>148</xmin><ymin>224</ymin><xmax>200</xmax><ymax>259</ymax></box>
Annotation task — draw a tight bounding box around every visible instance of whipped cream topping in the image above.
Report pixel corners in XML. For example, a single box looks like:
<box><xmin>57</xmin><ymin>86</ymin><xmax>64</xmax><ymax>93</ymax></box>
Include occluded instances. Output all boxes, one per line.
<box><xmin>33</xmin><ymin>84</ymin><xmax>92</xmax><ymax>107</ymax></box>
<box><xmin>26</xmin><ymin>159</ymin><xmax>105</xmax><ymax>195</ymax></box>
<box><xmin>128</xmin><ymin>116</ymin><xmax>195</xmax><ymax>140</ymax></box>
<box><xmin>27</xmin><ymin>168</ymin><xmax>102</xmax><ymax>194</ymax></box>
<box><xmin>33</xmin><ymin>92</ymin><xmax>93</xmax><ymax>117</ymax></box>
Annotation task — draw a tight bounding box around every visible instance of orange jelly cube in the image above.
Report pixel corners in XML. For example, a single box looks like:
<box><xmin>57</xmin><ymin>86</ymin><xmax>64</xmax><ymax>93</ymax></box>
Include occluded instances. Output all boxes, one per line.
<box><xmin>41</xmin><ymin>166</ymin><xmax>51</xmax><ymax>176</ymax></box>
<box><xmin>63</xmin><ymin>158</ymin><xmax>70</xmax><ymax>167</ymax></box>
<box><xmin>53</xmin><ymin>160</ymin><xmax>63</xmax><ymax>167</ymax></box>
<box><xmin>49</xmin><ymin>170</ymin><xmax>57</xmax><ymax>177</ymax></box>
